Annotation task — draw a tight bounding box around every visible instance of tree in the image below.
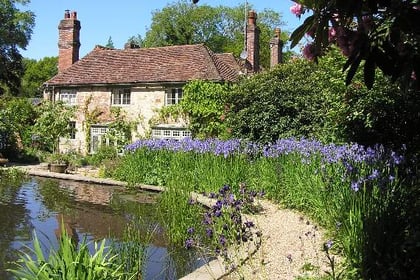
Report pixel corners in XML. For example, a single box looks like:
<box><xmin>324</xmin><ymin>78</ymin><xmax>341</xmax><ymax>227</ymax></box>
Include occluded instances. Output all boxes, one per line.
<box><xmin>126</xmin><ymin>34</ymin><xmax>143</xmax><ymax>48</ymax></box>
<box><xmin>32</xmin><ymin>101</ymin><xmax>75</xmax><ymax>154</ymax></box>
<box><xmin>289</xmin><ymin>0</ymin><xmax>420</xmax><ymax>90</ymax></box>
<box><xmin>21</xmin><ymin>57</ymin><xmax>57</xmax><ymax>97</ymax></box>
<box><xmin>105</xmin><ymin>36</ymin><xmax>115</xmax><ymax>48</ymax></box>
<box><xmin>0</xmin><ymin>0</ymin><xmax>35</xmax><ymax>95</ymax></box>
<box><xmin>141</xmin><ymin>0</ymin><xmax>285</xmax><ymax>68</ymax></box>
<box><xmin>0</xmin><ymin>96</ymin><xmax>36</xmax><ymax>157</ymax></box>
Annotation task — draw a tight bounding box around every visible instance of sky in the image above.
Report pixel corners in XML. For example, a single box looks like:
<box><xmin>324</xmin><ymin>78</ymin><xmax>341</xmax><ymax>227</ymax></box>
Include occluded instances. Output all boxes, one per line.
<box><xmin>20</xmin><ymin>0</ymin><xmax>305</xmax><ymax>60</ymax></box>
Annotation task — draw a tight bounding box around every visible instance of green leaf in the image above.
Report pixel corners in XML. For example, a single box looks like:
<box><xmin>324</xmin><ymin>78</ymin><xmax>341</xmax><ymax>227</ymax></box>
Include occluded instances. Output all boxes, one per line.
<box><xmin>346</xmin><ymin>54</ymin><xmax>362</xmax><ymax>86</ymax></box>
<box><xmin>364</xmin><ymin>56</ymin><xmax>376</xmax><ymax>89</ymax></box>
<box><xmin>290</xmin><ymin>15</ymin><xmax>315</xmax><ymax>49</ymax></box>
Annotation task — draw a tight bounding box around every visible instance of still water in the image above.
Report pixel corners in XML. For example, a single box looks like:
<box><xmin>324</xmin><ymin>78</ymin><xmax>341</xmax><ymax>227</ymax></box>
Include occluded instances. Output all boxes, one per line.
<box><xmin>0</xmin><ymin>175</ymin><xmax>203</xmax><ymax>279</ymax></box>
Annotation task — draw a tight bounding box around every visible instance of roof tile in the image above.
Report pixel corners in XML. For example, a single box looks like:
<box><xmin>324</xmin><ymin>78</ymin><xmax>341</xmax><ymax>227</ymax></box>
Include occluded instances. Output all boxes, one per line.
<box><xmin>46</xmin><ymin>44</ymin><xmax>241</xmax><ymax>86</ymax></box>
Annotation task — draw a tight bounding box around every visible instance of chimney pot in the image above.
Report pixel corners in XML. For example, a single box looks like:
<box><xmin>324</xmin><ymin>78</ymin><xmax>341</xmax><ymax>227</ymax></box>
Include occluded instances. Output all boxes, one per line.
<box><xmin>270</xmin><ymin>28</ymin><xmax>283</xmax><ymax>68</ymax></box>
<box><xmin>246</xmin><ymin>10</ymin><xmax>260</xmax><ymax>73</ymax></box>
<box><xmin>248</xmin><ymin>10</ymin><xmax>257</xmax><ymax>25</ymax></box>
<box><xmin>58</xmin><ymin>10</ymin><xmax>81</xmax><ymax>73</ymax></box>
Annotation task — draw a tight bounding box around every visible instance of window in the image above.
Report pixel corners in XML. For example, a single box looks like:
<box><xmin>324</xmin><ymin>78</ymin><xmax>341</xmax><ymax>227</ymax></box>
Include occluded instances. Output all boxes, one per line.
<box><xmin>165</xmin><ymin>88</ymin><xmax>183</xmax><ymax>105</ymax></box>
<box><xmin>151</xmin><ymin>127</ymin><xmax>191</xmax><ymax>140</ymax></box>
<box><xmin>112</xmin><ymin>88</ymin><xmax>131</xmax><ymax>105</ymax></box>
<box><xmin>69</xmin><ymin>121</ymin><xmax>76</xmax><ymax>139</ymax></box>
<box><xmin>59</xmin><ymin>89</ymin><xmax>77</xmax><ymax>105</ymax></box>
<box><xmin>90</xmin><ymin>126</ymin><xmax>109</xmax><ymax>153</ymax></box>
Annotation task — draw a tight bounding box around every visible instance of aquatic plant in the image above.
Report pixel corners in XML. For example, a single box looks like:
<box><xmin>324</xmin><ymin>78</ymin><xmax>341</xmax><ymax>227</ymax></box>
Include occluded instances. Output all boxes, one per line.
<box><xmin>8</xmin><ymin>226</ymin><xmax>132</xmax><ymax>280</ymax></box>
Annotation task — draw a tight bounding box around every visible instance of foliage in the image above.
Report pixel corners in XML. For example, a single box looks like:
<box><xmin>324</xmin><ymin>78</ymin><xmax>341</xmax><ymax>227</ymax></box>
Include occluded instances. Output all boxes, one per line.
<box><xmin>32</xmin><ymin>100</ymin><xmax>75</xmax><ymax>154</ymax></box>
<box><xmin>126</xmin><ymin>34</ymin><xmax>143</xmax><ymax>48</ymax></box>
<box><xmin>81</xmin><ymin>95</ymin><xmax>103</xmax><ymax>154</ymax></box>
<box><xmin>226</xmin><ymin>59</ymin><xmax>324</xmax><ymax>144</ymax></box>
<box><xmin>105</xmin><ymin>36</ymin><xmax>114</xmax><ymax>48</ymax></box>
<box><xmin>142</xmin><ymin>0</ymin><xmax>284</xmax><ymax>68</ymax></box>
<box><xmin>87</xmin><ymin>145</ymin><xmax>118</xmax><ymax>167</ymax></box>
<box><xmin>8</xmin><ymin>227</ymin><xmax>131</xmax><ymax>280</ymax></box>
<box><xmin>0</xmin><ymin>0</ymin><xmax>35</xmax><ymax>96</ymax></box>
<box><xmin>0</xmin><ymin>96</ymin><xmax>36</xmax><ymax>158</ymax></box>
<box><xmin>179</xmin><ymin>80</ymin><xmax>232</xmax><ymax>139</ymax></box>
<box><xmin>289</xmin><ymin>0</ymin><xmax>420</xmax><ymax>90</ymax></box>
<box><xmin>21</xmin><ymin>57</ymin><xmax>58</xmax><ymax>97</ymax></box>
<box><xmin>106</xmin><ymin>107</ymin><xmax>135</xmax><ymax>153</ymax></box>
<box><xmin>227</xmin><ymin>51</ymin><xmax>420</xmax><ymax>152</ymax></box>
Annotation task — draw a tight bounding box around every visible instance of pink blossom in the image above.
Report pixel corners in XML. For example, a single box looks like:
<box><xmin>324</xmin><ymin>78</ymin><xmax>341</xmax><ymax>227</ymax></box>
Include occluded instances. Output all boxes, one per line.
<box><xmin>328</xmin><ymin>27</ymin><xmax>336</xmax><ymax>42</ymax></box>
<box><xmin>302</xmin><ymin>43</ymin><xmax>316</xmax><ymax>60</ymax></box>
<box><xmin>290</xmin><ymin>3</ymin><xmax>303</xmax><ymax>17</ymax></box>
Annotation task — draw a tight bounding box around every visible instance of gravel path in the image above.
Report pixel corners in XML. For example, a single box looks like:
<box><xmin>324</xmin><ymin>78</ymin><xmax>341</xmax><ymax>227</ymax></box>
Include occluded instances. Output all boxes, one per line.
<box><xmin>223</xmin><ymin>199</ymin><xmax>332</xmax><ymax>280</ymax></box>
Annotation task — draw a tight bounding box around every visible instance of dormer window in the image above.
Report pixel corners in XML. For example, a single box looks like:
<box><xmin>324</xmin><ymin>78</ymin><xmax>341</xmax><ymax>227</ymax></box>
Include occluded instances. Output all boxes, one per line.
<box><xmin>112</xmin><ymin>88</ymin><xmax>131</xmax><ymax>105</ymax></box>
<box><xmin>165</xmin><ymin>88</ymin><xmax>183</xmax><ymax>105</ymax></box>
<box><xmin>59</xmin><ymin>89</ymin><xmax>77</xmax><ymax>105</ymax></box>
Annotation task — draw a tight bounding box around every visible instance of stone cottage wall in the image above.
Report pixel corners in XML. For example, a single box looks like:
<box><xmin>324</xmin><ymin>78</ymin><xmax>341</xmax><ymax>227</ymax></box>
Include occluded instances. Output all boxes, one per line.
<box><xmin>58</xmin><ymin>86</ymin><xmax>166</xmax><ymax>154</ymax></box>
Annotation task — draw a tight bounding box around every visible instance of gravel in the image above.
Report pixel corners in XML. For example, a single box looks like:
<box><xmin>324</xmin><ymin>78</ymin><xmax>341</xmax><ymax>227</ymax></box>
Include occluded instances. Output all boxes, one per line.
<box><xmin>223</xmin><ymin>199</ymin><xmax>333</xmax><ymax>280</ymax></box>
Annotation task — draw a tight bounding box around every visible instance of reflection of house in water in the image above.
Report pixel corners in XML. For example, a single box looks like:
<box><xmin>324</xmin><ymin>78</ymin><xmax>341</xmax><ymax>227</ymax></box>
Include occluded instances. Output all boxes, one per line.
<box><xmin>51</xmin><ymin>180</ymin><xmax>166</xmax><ymax>247</ymax></box>
<box><xmin>59</xmin><ymin>180</ymin><xmax>116</xmax><ymax>205</ymax></box>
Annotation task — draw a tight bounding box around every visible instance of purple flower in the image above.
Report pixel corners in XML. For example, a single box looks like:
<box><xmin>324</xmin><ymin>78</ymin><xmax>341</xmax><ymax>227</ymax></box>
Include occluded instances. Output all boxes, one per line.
<box><xmin>206</xmin><ymin>228</ymin><xmax>213</xmax><ymax>238</ymax></box>
<box><xmin>187</xmin><ymin>227</ymin><xmax>195</xmax><ymax>235</ymax></box>
<box><xmin>368</xmin><ymin>169</ymin><xmax>380</xmax><ymax>180</ymax></box>
<box><xmin>351</xmin><ymin>181</ymin><xmax>360</xmax><ymax>192</ymax></box>
<box><xmin>219</xmin><ymin>235</ymin><xmax>227</xmax><ymax>246</ymax></box>
<box><xmin>244</xmin><ymin>220</ymin><xmax>255</xmax><ymax>228</ymax></box>
<box><xmin>286</xmin><ymin>253</ymin><xmax>293</xmax><ymax>262</ymax></box>
<box><xmin>185</xmin><ymin>238</ymin><xmax>194</xmax><ymax>249</ymax></box>
<box><xmin>214</xmin><ymin>209</ymin><xmax>222</xmax><ymax>217</ymax></box>
<box><xmin>325</xmin><ymin>240</ymin><xmax>333</xmax><ymax>250</ymax></box>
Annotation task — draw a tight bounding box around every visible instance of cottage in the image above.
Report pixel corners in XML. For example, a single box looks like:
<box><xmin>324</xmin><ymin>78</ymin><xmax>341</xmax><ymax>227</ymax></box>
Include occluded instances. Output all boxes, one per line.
<box><xmin>43</xmin><ymin>10</ymin><xmax>283</xmax><ymax>154</ymax></box>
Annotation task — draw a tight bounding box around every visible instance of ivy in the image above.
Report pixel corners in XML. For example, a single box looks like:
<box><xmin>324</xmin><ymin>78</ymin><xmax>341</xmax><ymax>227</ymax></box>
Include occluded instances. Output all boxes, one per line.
<box><xmin>180</xmin><ymin>80</ymin><xmax>232</xmax><ymax>139</ymax></box>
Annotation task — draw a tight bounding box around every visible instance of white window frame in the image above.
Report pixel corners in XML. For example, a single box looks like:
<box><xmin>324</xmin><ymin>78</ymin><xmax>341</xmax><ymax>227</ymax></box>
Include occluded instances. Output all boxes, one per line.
<box><xmin>165</xmin><ymin>88</ymin><xmax>183</xmax><ymax>105</ymax></box>
<box><xmin>90</xmin><ymin>126</ymin><xmax>109</xmax><ymax>153</ymax></box>
<box><xmin>112</xmin><ymin>88</ymin><xmax>131</xmax><ymax>105</ymax></box>
<box><xmin>151</xmin><ymin>127</ymin><xmax>191</xmax><ymax>140</ymax></box>
<box><xmin>59</xmin><ymin>89</ymin><xmax>77</xmax><ymax>105</ymax></box>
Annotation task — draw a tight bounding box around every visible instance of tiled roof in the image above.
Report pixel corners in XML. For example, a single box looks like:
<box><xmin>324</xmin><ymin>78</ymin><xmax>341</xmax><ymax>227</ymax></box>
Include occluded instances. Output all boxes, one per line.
<box><xmin>46</xmin><ymin>44</ymin><xmax>241</xmax><ymax>86</ymax></box>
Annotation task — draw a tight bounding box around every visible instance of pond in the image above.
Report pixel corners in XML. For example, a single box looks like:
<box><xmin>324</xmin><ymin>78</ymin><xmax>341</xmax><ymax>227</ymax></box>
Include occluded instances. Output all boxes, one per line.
<box><xmin>0</xmin><ymin>174</ymin><xmax>206</xmax><ymax>279</ymax></box>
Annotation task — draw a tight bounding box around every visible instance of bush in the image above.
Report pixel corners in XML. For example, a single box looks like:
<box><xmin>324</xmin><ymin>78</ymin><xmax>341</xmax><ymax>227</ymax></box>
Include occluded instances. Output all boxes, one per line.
<box><xmin>86</xmin><ymin>146</ymin><xmax>118</xmax><ymax>167</ymax></box>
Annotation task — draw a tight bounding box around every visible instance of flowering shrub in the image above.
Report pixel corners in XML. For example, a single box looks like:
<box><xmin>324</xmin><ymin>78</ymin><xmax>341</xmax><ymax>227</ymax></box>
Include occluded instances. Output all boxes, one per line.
<box><xmin>289</xmin><ymin>0</ymin><xmax>419</xmax><ymax>89</ymax></box>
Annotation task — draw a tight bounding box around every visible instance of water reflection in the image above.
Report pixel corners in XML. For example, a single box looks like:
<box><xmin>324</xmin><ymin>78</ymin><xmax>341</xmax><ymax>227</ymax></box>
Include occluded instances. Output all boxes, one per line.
<box><xmin>0</xmin><ymin>176</ymin><xmax>201</xmax><ymax>279</ymax></box>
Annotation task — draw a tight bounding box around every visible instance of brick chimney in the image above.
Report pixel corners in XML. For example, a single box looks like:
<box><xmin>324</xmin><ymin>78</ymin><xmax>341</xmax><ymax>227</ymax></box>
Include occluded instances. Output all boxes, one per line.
<box><xmin>58</xmin><ymin>10</ymin><xmax>81</xmax><ymax>73</ymax></box>
<box><xmin>246</xmin><ymin>10</ymin><xmax>260</xmax><ymax>73</ymax></box>
<box><xmin>270</xmin><ymin>28</ymin><xmax>283</xmax><ymax>68</ymax></box>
